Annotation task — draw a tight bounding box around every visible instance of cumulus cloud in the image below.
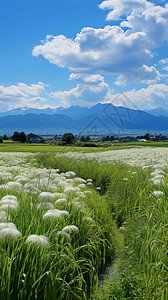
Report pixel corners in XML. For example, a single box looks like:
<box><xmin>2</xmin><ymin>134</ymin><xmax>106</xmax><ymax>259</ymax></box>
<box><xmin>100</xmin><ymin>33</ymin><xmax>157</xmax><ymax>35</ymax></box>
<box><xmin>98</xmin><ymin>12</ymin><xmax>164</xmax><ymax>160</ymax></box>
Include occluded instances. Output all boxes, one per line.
<box><xmin>99</xmin><ymin>1</ymin><xmax>168</xmax><ymax>45</ymax></box>
<box><xmin>115</xmin><ymin>65</ymin><xmax>161</xmax><ymax>86</ymax></box>
<box><xmin>33</xmin><ymin>26</ymin><xmax>158</xmax><ymax>84</ymax></box>
<box><xmin>51</xmin><ymin>81</ymin><xmax>168</xmax><ymax>110</ymax></box>
<box><xmin>0</xmin><ymin>82</ymin><xmax>48</xmax><ymax>111</ymax></box>
<box><xmin>0</xmin><ymin>82</ymin><xmax>45</xmax><ymax>99</ymax></box>
<box><xmin>32</xmin><ymin>0</ymin><xmax>168</xmax><ymax>86</ymax></box>
<box><xmin>108</xmin><ymin>84</ymin><xmax>168</xmax><ymax>110</ymax></box>
<box><xmin>99</xmin><ymin>0</ymin><xmax>147</xmax><ymax>21</ymax></box>
<box><xmin>31</xmin><ymin>0</ymin><xmax>168</xmax><ymax>110</ymax></box>
<box><xmin>121</xmin><ymin>2</ymin><xmax>168</xmax><ymax>45</ymax></box>
<box><xmin>51</xmin><ymin>75</ymin><xmax>110</xmax><ymax>107</ymax></box>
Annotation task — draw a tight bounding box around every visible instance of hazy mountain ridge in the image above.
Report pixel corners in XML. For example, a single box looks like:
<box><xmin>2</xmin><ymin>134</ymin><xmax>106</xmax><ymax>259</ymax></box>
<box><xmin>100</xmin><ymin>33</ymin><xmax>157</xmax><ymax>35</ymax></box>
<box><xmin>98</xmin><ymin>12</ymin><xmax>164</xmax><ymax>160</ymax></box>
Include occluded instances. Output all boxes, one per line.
<box><xmin>0</xmin><ymin>103</ymin><xmax>168</xmax><ymax>135</ymax></box>
<box><xmin>145</xmin><ymin>107</ymin><xmax>168</xmax><ymax>117</ymax></box>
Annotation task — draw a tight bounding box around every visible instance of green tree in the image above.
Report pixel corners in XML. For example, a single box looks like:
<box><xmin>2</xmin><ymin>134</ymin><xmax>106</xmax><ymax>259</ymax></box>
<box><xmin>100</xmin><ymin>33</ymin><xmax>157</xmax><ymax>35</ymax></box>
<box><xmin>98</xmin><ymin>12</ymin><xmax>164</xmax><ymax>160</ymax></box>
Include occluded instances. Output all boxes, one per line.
<box><xmin>20</xmin><ymin>132</ymin><xmax>26</xmax><ymax>143</ymax></box>
<box><xmin>12</xmin><ymin>131</ymin><xmax>26</xmax><ymax>143</ymax></box>
<box><xmin>3</xmin><ymin>134</ymin><xmax>8</xmax><ymax>140</ymax></box>
<box><xmin>12</xmin><ymin>131</ymin><xmax>21</xmax><ymax>141</ymax></box>
<box><xmin>144</xmin><ymin>133</ymin><xmax>150</xmax><ymax>140</ymax></box>
<box><xmin>0</xmin><ymin>136</ymin><xmax>3</xmax><ymax>143</ymax></box>
<box><xmin>20</xmin><ymin>131</ymin><xmax>26</xmax><ymax>143</ymax></box>
<box><xmin>62</xmin><ymin>133</ymin><xmax>75</xmax><ymax>145</ymax></box>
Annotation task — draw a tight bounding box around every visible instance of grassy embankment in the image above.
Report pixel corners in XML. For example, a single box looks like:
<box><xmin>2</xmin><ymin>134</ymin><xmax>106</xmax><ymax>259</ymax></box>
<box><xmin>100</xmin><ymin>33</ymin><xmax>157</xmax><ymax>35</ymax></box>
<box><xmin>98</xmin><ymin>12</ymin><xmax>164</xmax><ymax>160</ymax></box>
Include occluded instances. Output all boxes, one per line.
<box><xmin>36</xmin><ymin>152</ymin><xmax>168</xmax><ymax>299</ymax></box>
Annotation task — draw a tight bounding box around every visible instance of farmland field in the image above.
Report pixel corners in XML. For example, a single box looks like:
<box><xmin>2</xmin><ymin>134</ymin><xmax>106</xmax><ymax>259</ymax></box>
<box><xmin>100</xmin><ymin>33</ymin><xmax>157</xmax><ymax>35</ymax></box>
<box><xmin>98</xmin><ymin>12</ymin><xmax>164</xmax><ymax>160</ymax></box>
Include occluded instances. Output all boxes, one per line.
<box><xmin>0</xmin><ymin>144</ymin><xmax>168</xmax><ymax>299</ymax></box>
<box><xmin>0</xmin><ymin>140</ymin><xmax>168</xmax><ymax>153</ymax></box>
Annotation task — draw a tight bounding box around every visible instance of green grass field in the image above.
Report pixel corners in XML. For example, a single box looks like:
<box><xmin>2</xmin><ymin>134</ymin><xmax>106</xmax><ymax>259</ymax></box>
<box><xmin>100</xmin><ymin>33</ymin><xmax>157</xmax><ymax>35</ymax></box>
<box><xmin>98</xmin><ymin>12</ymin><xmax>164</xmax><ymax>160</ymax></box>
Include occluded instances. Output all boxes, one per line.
<box><xmin>0</xmin><ymin>143</ymin><xmax>168</xmax><ymax>299</ymax></box>
<box><xmin>0</xmin><ymin>140</ymin><xmax>168</xmax><ymax>152</ymax></box>
<box><xmin>36</xmin><ymin>152</ymin><xmax>168</xmax><ymax>299</ymax></box>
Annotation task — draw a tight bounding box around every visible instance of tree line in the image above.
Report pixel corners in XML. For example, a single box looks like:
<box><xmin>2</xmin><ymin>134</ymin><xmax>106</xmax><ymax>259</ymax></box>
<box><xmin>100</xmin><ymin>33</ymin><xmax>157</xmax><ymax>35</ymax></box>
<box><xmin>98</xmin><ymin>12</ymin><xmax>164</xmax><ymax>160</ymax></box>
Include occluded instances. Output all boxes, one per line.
<box><xmin>0</xmin><ymin>132</ymin><xmax>45</xmax><ymax>143</ymax></box>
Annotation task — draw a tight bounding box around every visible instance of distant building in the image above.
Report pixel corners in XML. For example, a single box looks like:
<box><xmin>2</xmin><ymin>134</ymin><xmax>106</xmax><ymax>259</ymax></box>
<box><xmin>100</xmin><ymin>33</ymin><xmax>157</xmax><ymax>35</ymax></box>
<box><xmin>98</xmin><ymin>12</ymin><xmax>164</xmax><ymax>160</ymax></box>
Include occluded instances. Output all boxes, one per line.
<box><xmin>137</xmin><ymin>139</ymin><xmax>147</xmax><ymax>142</ymax></box>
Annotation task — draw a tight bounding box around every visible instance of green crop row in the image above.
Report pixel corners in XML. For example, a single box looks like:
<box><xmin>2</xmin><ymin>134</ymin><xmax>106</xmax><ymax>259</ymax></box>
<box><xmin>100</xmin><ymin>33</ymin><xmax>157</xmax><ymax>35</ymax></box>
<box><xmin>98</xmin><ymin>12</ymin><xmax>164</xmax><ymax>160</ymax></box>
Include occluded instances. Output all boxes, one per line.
<box><xmin>36</xmin><ymin>152</ymin><xmax>168</xmax><ymax>299</ymax></box>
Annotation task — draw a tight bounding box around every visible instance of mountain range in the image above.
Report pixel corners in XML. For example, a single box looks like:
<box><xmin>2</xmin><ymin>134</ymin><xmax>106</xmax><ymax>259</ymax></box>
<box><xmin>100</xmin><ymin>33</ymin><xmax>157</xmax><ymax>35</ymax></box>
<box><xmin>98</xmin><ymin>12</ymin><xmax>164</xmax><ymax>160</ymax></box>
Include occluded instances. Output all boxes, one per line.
<box><xmin>0</xmin><ymin>103</ymin><xmax>168</xmax><ymax>135</ymax></box>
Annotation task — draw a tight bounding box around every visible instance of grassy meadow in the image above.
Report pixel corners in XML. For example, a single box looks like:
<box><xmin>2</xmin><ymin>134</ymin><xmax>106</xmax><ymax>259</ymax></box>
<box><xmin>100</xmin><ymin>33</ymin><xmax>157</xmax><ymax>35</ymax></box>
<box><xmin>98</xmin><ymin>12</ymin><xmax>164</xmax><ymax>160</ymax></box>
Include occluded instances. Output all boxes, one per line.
<box><xmin>0</xmin><ymin>140</ymin><xmax>168</xmax><ymax>153</ymax></box>
<box><xmin>0</xmin><ymin>143</ymin><xmax>168</xmax><ymax>299</ymax></box>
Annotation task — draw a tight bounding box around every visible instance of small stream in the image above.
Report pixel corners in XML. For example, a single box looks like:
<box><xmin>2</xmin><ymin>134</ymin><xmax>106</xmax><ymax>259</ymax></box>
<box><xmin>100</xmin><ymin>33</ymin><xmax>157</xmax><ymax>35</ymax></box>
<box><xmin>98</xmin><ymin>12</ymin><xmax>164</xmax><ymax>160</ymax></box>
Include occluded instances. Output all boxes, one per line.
<box><xmin>98</xmin><ymin>259</ymin><xmax>118</xmax><ymax>289</ymax></box>
<box><xmin>97</xmin><ymin>229</ymin><xmax>123</xmax><ymax>292</ymax></box>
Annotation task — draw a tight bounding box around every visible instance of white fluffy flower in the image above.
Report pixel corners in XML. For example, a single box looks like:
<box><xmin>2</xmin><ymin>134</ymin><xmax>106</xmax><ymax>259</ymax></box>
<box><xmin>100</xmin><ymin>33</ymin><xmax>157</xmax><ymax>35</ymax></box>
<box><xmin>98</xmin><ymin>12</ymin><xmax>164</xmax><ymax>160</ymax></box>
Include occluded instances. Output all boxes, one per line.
<box><xmin>87</xmin><ymin>179</ymin><xmax>92</xmax><ymax>182</ymax></box>
<box><xmin>84</xmin><ymin>190</ymin><xmax>91</xmax><ymax>194</ymax></box>
<box><xmin>64</xmin><ymin>187</ymin><xmax>80</xmax><ymax>194</ymax></box>
<box><xmin>0</xmin><ymin>222</ymin><xmax>21</xmax><ymax>242</ymax></box>
<box><xmin>57</xmin><ymin>230</ymin><xmax>70</xmax><ymax>239</ymax></box>
<box><xmin>82</xmin><ymin>216</ymin><xmax>93</xmax><ymax>223</ymax></box>
<box><xmin>64</xmin><ymin>171</ymin><xmax>76</xmax><ymax>178</ymax></box>
<box><xmin>24</xmin><ymin>186</ymin><xmax>40</xmax><ymax>194</ymax></box>
<box><xmin>43</xmin><ymin>209</ymin><xmax>69</xmax><ymax>220</ymax></box>
<box><xmin>74</xmin><ymin>177</ymin><xmax>86</xmax><ymax>184</ymax></box>
<box><xmin>0</xmin><ymin>203</ymin><xmax>18</xmax><ymax>212</ymax></box>
<box><xmin>55</xmin><ymin>198</ymin><xmax>67</xmax><ymax>206</ymax></box>
<box><xmin>152</xmin><ymin>191</ymin><xmax>164</xmax><ymax>197</ymax></box>
<box><xmin>54</xmin><ymin>193</ymin><xmax>68</xmax><ymax>199</ymax></box>
<box><xmin>76</xmin><ymin>192</ymin><xmax>86</xmax><ymax>198</ymax></box>
<box><xmin>25</xmin><ymin>234</ymin><xmax>49</xmax><ymax>248</ymax></box>
<box><xmin>1</xmin><ymin>195</ymin><xmax>17</xmax><ymax>201</ymax></box>
<box><xmin>123</xmin><ymin>178</ymin><xmax>128</xmax><ymax>181</ymax></box>
<box><xmin>0</xmin><ymin>211</ymin><xmax>7</xmax><ymax>222</ymax></box>
<box><xmin>0</xmin><ymin>199</ymin><xmax>18</xmax><ymax>207</ymax></box>
<box><xmin>78</xmin><ymin>184</ymin><xmax>86</xmax><ymax>188</ymax></box>
<box><xmin>14</xmin><ymin>176</ymin><xmax>28</xmax><ymax>183</ymax></box>
<box><xmin>0</xmin><ymin>222</ymin><xmax>17</xmax><ymax>230</ymax></box>
<box><xmin>37</xmin><ymin>202</ymin><xmax>54</xmax><ymax>209</ymax></box>
<box><xmin>43</xmin><ymin>209</ymin><xmax>62</xmax><ymax>220</ymax></box>
<box><xmin>38</xmin><ymin>192</ymin><xmax>55</xmax><ymax>202</ymax></box>
<box><xmin>62</xmin><ymin>225</ymin><xmax>78</xmax><ymax>234</ymax></box>
<box><xmin>59</xmin><ymin>210</ymin><xmax>69</xmax><ymax>217</ymax></box>
<box><xmin>5</xmin><ymin>182</ymin><xmax>22</xmax><ymax>191</ymax></box>
<box><xmin>150</xmin><ymin>178</ymin><xmax>165</xmax><ymax>185</ymax></box>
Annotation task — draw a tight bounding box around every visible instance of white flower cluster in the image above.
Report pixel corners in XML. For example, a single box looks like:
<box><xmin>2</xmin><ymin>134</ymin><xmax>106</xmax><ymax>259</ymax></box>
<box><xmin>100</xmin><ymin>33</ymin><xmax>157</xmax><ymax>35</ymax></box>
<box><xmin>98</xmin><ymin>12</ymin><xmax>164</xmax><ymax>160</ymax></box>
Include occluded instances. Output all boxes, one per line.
<box><xmin>55</xmin><ymin>147</ymin><xmax>168</xmax><ymax>169</ymax></box>
<box><xmin>0</xmin><ymin>152</ymin><xmax>93</xmax><ymax>247</ymax></box>
<box><xmin>0</xmin><ymin>222</ymin><xmax>21</xmax><ymax>242</ymax></box>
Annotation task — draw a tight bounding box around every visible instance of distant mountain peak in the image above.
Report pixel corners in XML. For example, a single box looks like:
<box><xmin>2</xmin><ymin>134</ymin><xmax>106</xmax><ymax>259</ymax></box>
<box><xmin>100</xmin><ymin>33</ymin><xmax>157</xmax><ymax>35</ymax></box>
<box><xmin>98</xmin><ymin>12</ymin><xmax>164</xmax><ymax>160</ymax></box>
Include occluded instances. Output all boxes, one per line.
<box><xmin>0</xmin><ymin>103</ymin><xmax>167</xmax><ymax>136</ymax></box>
<box><xmin>145</xmin><ymin>107</ymin><xmax>168</xmax><ymax>117</ymax></box>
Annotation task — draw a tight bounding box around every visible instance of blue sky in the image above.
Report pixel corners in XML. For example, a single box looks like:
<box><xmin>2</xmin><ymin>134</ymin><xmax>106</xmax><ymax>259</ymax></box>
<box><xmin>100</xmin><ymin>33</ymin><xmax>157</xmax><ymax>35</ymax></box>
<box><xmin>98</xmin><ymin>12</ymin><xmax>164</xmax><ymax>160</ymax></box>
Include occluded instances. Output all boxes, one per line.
<box><xmin>0</xmin><ymin>0</ymin><xmax>168</xmax><ymax>111</ymax></box>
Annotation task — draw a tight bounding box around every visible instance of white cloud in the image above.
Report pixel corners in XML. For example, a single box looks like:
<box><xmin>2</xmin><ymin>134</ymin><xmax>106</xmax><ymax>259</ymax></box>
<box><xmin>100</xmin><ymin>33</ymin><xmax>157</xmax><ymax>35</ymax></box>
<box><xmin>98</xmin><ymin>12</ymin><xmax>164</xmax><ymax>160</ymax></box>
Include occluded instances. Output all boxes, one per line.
<box><xmin>69</xmin><ymin>73</ymin><xmax>105</xmax><ymax>84</ymax></box>
<box><xmin>51</xmin><ymin>75</ymin><xmax>110</xmax><ymax>107</ymax></box>
<box><xmin>108</xmin><ymin>84</ymin><xmax>168</xmax><ymax>110</ymax></box>
<box><xmin>99</xmin><ymin>1</ymin><xmax>168</xmax><ymax>45</ymax></box>
<box><xmin>51</xmin><ymin>81</ymin><xmax>168</xmax><ymax>110</ymax></box>
<box><xmin>0</xmin><ymin>82</ymin><xmax>48</xmax><ymax>111</ymax></box>
<box><xmin>115</xmin><ymin>65</ymin><xmax>161</xmax><ymax>86</ymax></box>
<box><xmin>160</xmin><ymin>58</ymin><xmax>168</xmax><ymax>64</ymax></box>
<box><xmin>0</xmin><ymin>82</ymin><xmax>45</xmax><ymax>99</ymax></box>
<box><xmin>33</xmin><ymin>25</ymin><xmax>158</xmax><ymax>84</ymax></box>
<box><xmin>159</xmin><ymin>58</ymin><xmax>168</xmax><ymax>71</ymax></box>
<box><xmin>32</xmin><ymin>0</ymin><xmax>168</xmax><ymax>110</ymax></box>
<box><xmin>121</xmin><ymin>3</ymin><xmax>168</xmax><ymax>45</ymax></box>
<box><xmin>99</xmin><ymin>0</ymin><xmax>147</xmax><ymax>21</ymax></box>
